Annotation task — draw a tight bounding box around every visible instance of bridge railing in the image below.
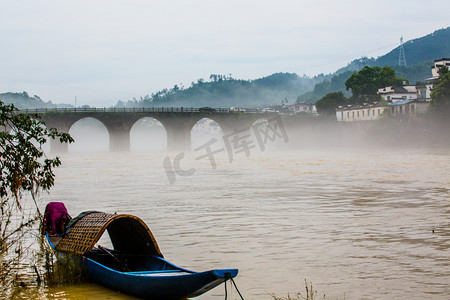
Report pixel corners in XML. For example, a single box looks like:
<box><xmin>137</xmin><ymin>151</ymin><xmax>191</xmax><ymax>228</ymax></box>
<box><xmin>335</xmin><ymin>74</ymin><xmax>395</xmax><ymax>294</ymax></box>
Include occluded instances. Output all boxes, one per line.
<box><xmin>18</xmin><ymin>107</ymin><xmax>232</xmax><ymax>113</ymax></box>
<box><xmin>16</xmin><ymin>107</ymin><xmax>303</xmax><ymax>116</ymax></box>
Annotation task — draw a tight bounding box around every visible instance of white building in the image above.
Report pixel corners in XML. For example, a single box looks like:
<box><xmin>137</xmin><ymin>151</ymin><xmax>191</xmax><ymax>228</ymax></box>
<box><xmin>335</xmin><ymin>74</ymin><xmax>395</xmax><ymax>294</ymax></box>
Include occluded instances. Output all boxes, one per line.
<box><xmin>288</xmin><ymin>103</ymin><xmax>317</xmax><ymax>115</ymax></box>
<box><xmin>416</xmin><ymin>83</ymin><xmax>432</xmax><ymax>101</ymax></box>
<box><xmin>377</xmin><ymin>85</ymin><xmax>417</xmax><ymax>103</ymax></box>
<box><xmin>336</xmin><ymin>102</ymin><xmax>387</xmax><ymax>122</ymax></box>
<box><xmin>418</xmin><ymin>58</ymin><xmax>450</xmax><ymax>101</ymax></box>
<box><xmin>431</xmin><ymin>58</ymin><xmax>450</xmax><ymax>78</ymax></box>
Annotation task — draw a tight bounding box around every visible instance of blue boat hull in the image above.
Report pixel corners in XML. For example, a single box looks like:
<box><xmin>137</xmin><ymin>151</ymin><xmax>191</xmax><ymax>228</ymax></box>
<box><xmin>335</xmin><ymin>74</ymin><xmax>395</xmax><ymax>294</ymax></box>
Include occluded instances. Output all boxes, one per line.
<box><xmin>83</xmin><ymin>256</ymin><xmax>238</xmax><ymax>299</ymax></box>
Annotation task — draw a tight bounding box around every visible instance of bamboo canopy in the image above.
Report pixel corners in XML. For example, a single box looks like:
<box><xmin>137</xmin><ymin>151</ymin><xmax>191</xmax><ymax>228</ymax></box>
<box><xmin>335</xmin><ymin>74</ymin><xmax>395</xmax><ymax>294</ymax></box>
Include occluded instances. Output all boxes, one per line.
<box><xmin>55</xmin><ymin>212</ymin><xmax>163</xmax><ymax>257</ymax></box>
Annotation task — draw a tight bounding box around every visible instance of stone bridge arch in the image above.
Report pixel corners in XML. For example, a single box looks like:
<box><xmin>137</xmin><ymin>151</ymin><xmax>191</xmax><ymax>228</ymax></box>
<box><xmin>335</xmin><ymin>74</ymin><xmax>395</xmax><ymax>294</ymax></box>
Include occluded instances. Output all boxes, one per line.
<box><xmin>37</xmin><ymin>110</ymin><xmax>283</xmax><ymax>153</ymax></box>
<box><xmin>190</xmin><ymin>117</ymin><xmax>225</xmax><ymax>151</ymax></box>
<box><xmin>40</xmin><ymin>113</ymin><xmax>91</xmax><ymax>152</ymax></box>
<box><xmin>130</xmin><ymin>116</ymin><xmax>167</xmax><ymax>151</ymax></box>
<box><xmin>68</xmin><ymin>117</ymin><xmax>109</xmax><ymax>152</ymax></box>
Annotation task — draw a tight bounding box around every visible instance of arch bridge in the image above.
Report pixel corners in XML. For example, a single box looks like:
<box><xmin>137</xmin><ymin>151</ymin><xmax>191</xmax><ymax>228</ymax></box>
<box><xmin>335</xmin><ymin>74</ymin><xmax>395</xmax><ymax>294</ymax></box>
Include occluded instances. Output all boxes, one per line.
<box><xmin>25</xmin><ymin>107</ymin><xmax>288</xmax><ymax>152</ymax></box>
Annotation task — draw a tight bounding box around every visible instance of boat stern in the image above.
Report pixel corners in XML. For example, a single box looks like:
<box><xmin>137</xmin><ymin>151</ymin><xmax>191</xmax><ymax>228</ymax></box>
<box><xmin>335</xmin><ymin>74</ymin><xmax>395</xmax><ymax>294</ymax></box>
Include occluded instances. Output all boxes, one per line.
<box><xmin>212</xmin><ymin>269</ymin><xmax>238</xmax><ymax>279</ymax></box>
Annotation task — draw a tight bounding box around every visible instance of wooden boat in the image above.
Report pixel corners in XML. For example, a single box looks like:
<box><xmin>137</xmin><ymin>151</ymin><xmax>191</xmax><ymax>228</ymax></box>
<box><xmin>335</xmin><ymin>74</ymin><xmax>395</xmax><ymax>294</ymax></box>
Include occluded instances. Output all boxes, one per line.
<box><xmin>46</xmin><ymin>211</ymin><xmax>238</xmax><ymax>299</ymax></box>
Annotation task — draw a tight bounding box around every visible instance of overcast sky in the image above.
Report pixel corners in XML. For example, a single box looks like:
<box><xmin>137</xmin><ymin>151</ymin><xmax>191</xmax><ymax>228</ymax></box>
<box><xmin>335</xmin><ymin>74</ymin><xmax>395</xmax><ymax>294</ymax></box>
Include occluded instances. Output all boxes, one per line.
<box><xmin>1</xmin><ymin>0</ymin><xmax>448</xmax><ymax>107</ymax></box>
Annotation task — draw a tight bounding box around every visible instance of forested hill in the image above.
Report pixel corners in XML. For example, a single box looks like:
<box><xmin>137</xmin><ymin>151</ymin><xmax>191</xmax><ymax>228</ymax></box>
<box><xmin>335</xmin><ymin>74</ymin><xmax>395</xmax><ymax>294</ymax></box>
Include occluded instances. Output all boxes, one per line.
<box><xmin>0</xmin><ymin>92</ymin><xmax>72</xmax><ymax>109</ymax></box>
<box><xmin>377</xmin><ymin>27</ymin><xmax>450</xmax><ymax>66</ymax></box>
<box><xmin>334</xmin><ymin>27</ymin><xmax>450</xmax><ymax>75</ymax></box>
<box><xmin>116</xmin><ymin>73</ymin><xmax>325</xmax><ymax>108</ymax></box>
<box><xmin>298</xmin><ymin>27</ymin><xmax>450</xmax><ymax>102</ymax></box>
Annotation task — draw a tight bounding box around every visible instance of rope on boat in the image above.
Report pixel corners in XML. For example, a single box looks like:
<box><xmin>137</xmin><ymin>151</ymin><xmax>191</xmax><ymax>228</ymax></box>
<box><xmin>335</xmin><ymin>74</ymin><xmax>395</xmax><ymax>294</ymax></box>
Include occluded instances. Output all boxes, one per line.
<box><xmin>224</xmin><ymin>273</ymin><xmax>244</xmax><ymax>300</ymax></box>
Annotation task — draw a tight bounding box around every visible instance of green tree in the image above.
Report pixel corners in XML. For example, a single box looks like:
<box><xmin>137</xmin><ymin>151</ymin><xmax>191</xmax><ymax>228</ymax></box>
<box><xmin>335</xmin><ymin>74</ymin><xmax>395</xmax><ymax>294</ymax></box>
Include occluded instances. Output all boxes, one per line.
<box><xmin>345</xmin><ymin>66</ymin><xmax>407</xmax><ymax>100</ymax></box>
<box><xmin>315</xmin><ymin>91</ymin><xmax>347</xmax><ymax>117</ymax></box>
<box><xmin>0</xmin><ymin>100</ymin><xmax>73</xmax><ymax>295</ymax></box>
<box><xmin>429</xmin><ymin>66</ymin><xmax>450</xmax><ymax>119</ymax></box>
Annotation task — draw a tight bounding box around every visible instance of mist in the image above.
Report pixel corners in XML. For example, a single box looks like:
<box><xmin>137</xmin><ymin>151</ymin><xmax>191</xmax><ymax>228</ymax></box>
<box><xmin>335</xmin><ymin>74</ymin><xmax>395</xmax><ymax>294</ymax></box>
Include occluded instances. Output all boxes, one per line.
<box><xmin>68</xmin><ymin>117</ymin><xmax>109</xmax><ymax>152</ymax></box>
<box><xmin>62</xmin><ymin>114</ymin><xmax>449</xmax><ymax>154</ymax></box>
<box><xmin>282</xmin><ymin>117</ymin><xmax>450</xmax><ymax>152</ymax></box>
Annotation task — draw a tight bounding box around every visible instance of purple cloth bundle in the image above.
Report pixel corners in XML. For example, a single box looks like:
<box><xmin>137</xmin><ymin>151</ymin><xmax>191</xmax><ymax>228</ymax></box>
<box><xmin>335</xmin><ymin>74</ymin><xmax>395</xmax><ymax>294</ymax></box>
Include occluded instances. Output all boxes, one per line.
<box><xmin>42</xmin><ymin>202</ymin><xmax>71</xmax><ymax>235</ymax></box>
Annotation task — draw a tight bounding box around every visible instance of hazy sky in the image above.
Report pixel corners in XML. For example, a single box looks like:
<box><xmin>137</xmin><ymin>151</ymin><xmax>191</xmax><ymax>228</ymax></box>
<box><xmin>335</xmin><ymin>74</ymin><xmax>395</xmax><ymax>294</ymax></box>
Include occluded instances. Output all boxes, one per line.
<box><xmin>1</xmin><ymin>0</ymin><xmax>448</xmax><ymax>107</ymax></box>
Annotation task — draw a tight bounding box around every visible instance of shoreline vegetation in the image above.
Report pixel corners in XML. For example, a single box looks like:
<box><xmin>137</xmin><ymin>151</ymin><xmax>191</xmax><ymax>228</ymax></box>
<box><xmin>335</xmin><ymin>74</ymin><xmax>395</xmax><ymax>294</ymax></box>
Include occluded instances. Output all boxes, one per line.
<box><xmin>271</xmin><ymin>280</ymin><xmax>329</xmax><ymax>300</ymax></box>
<box><xmin>0</xmin><ymin>100</ymin><xmax>73</xmax><ymax>298</ymax></box>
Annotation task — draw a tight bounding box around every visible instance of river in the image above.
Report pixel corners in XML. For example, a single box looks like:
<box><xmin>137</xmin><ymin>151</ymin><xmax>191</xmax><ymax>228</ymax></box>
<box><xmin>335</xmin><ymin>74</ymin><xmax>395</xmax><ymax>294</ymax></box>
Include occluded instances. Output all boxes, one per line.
<box><xmin>31</xmin><ymin>146</ymin><xmax>449</xmax><ymax>300</ymax></box>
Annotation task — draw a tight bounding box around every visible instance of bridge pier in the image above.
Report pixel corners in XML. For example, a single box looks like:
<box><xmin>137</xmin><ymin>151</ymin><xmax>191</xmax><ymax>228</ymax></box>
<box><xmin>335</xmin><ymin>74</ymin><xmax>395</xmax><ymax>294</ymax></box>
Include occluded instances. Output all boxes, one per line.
<box><xmin>44</xmin><ymin>123</ymin><xmax>71</xmax><ymax>153</ymax></box>
<box><xmin>100</xmin><ymin>114</ymin><xmax>135</xmax><ymax>152</ymax></box>
<box><xmin>162</xmin><ymin>117</ymin><xmax>192</xmax><ymax>152</ymax></box>
<box><xmin>109</xmin><ymin>130</ymin><xmax>131</xmax><ymax>152</ymax></box>
<box><xmin>166</xmin><ymin>127</ymin><xmax>191</xmax><ymax>152</ymax></box>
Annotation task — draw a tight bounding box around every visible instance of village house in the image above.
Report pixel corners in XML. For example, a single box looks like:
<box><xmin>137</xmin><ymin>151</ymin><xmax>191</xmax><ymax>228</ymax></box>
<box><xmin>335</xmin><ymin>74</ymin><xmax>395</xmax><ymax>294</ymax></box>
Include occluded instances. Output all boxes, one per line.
<box><xmin>431</xmin><ymin>58</ymin><xmax>450</xmax><ymax>78</ymax></box>
<box><xmin>336</xmin><ymin>102</ymin><xmax>387</xmax><ymax>122</ymax></box>
<box><xmin>416</xmin><ymin>82</ymin><xmax>432</xmax><ymax>101</ymax></box>
<box><xmin>377</xmin><ymin>85</ymin><xmax>417</xmax><ymax>103</ymax></box>
<box><xmin>288</xmin><ymin>103</ymin><xmax>317</xmax><ymax>115</ymax></box>
<box><xmin>417</xmin><ymin>58</ymin><xmax>450</xmax><ymax>101</ymax></box>
<box><xmin>388</xmin><ymin>99</ymin><xmax>429</xmax><ymax>122</ymax></box>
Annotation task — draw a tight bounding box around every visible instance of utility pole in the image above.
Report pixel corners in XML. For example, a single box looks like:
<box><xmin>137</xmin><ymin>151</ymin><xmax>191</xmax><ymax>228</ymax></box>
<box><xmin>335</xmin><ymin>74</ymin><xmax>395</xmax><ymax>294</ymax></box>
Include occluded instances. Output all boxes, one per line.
<box><xmin>398</xmin><ymin>36</ymin><xmax>407</xmax><ymax>67</ymax></box>
<box><xmin>75</xmin><ymin>96</ymin><xmax>77</xmax><ymax>108</ymax></box>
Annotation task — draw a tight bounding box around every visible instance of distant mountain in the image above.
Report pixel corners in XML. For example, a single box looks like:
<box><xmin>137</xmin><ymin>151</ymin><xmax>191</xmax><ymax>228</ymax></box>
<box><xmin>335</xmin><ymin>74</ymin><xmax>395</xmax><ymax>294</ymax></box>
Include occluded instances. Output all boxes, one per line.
<box><xmin>0</xmin><ymin>92</ymin><xmax>73</xmax><ymax>109</ymax></box>
<box><xmin>117</xmin><ymin>73</ymin><xmax>325</xmax><ymax>108</ymax></box>
<box><xmin>300</xmin><ymin>27</ymin><xmax>450</xmax><ymax>102</ymax></box>
<box><xmin>335</xmin><ymin>27</ymin><xmax>450</xmax><ymax>74</ymax></box>
<box><xmin>377</xmin><ymin>27</ymin><xmax>450</xmax><ymax>67</ymax></box>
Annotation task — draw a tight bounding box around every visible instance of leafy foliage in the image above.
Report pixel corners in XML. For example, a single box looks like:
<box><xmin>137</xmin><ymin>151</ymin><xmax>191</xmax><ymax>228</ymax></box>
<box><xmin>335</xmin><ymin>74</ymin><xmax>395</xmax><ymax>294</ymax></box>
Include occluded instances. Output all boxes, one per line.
<box><xmin>314</xmin><ymin>67</ymin><xmax>405</xmax><ymax>117</ymax></box>
<box><xmin>345</xmin><ymin>66</ymin><xmax>407</xmax><ymax>99</ymax></box>
<box><xmin>0</xmin><ymin>100</ymin><xmax>73</xmax><ymax>295</ymax></box>
<box><xmin>0</xmin><ymin>102</ymin><xmax>73</xmax><ymax>199</ymax></box>
<box><xmin>429</xmin><ymin>66</ymin><xmax>450</xmax><ymax>119</ymax></box>
<box><xmin>315</xmin><ymin>92</ymin><xmax>348</xmax><ymax>117</ymax></box>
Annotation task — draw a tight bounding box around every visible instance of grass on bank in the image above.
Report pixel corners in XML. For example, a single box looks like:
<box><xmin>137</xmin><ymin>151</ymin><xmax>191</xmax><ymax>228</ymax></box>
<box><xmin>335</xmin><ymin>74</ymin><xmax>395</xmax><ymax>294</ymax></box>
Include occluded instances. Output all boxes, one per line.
<box><xmin>271</xmin><ymin>279</ymin><xmax>328</xmax><ymax>300</ymax></box>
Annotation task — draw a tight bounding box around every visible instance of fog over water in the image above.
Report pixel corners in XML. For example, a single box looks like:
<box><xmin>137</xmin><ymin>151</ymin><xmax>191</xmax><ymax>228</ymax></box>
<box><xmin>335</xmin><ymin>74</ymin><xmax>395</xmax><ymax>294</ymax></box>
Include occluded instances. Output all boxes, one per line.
<box><xmin>28</xmin><ymin>118</ymin><xmax>450</xmax><ymax>299</ymax></box>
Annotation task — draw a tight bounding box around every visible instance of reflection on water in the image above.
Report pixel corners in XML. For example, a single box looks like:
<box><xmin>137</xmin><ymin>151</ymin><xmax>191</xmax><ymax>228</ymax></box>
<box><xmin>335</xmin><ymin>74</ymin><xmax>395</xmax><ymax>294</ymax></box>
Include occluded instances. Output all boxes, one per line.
<box><xmin>12</xmin><ymin>283</ymin><xmax>141</xmax><ymax>300</ymax></box>
<box><xmin>46</xmin><ymin>284</ymin><xmax>141</xmax><ymax>300</ymax></box>
<box><xmin>32</xmin><ymin>149</ymin><xmax>450</xmax><ymax>299</ymax></box>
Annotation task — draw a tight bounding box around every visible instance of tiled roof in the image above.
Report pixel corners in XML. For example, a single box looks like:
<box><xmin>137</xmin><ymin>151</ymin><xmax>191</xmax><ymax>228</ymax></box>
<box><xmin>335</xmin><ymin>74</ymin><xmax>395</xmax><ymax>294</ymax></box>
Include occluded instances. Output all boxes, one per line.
<box><xmin>336</xmin><ymin>102</ymin><xmax>384</xmax><ymax>111</ymax></box>
<box><xmin>388</xmin><ymin>99</ymin><xmax>412</xmax><ymax>106</ymax></box>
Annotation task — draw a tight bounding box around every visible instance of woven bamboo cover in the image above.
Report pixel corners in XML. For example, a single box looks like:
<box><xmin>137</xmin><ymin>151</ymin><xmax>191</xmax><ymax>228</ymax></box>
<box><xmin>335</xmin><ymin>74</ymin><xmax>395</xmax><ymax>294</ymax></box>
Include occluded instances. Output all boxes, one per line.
<box><xmin>55</xmin><ymin>212</ymin><xmax>162</xmax><ymax>256</ymax></box>
<box><xmin>55</xmin><ymin>212</ymin><xmax>116</xmax><ymax>255</ymax></box>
